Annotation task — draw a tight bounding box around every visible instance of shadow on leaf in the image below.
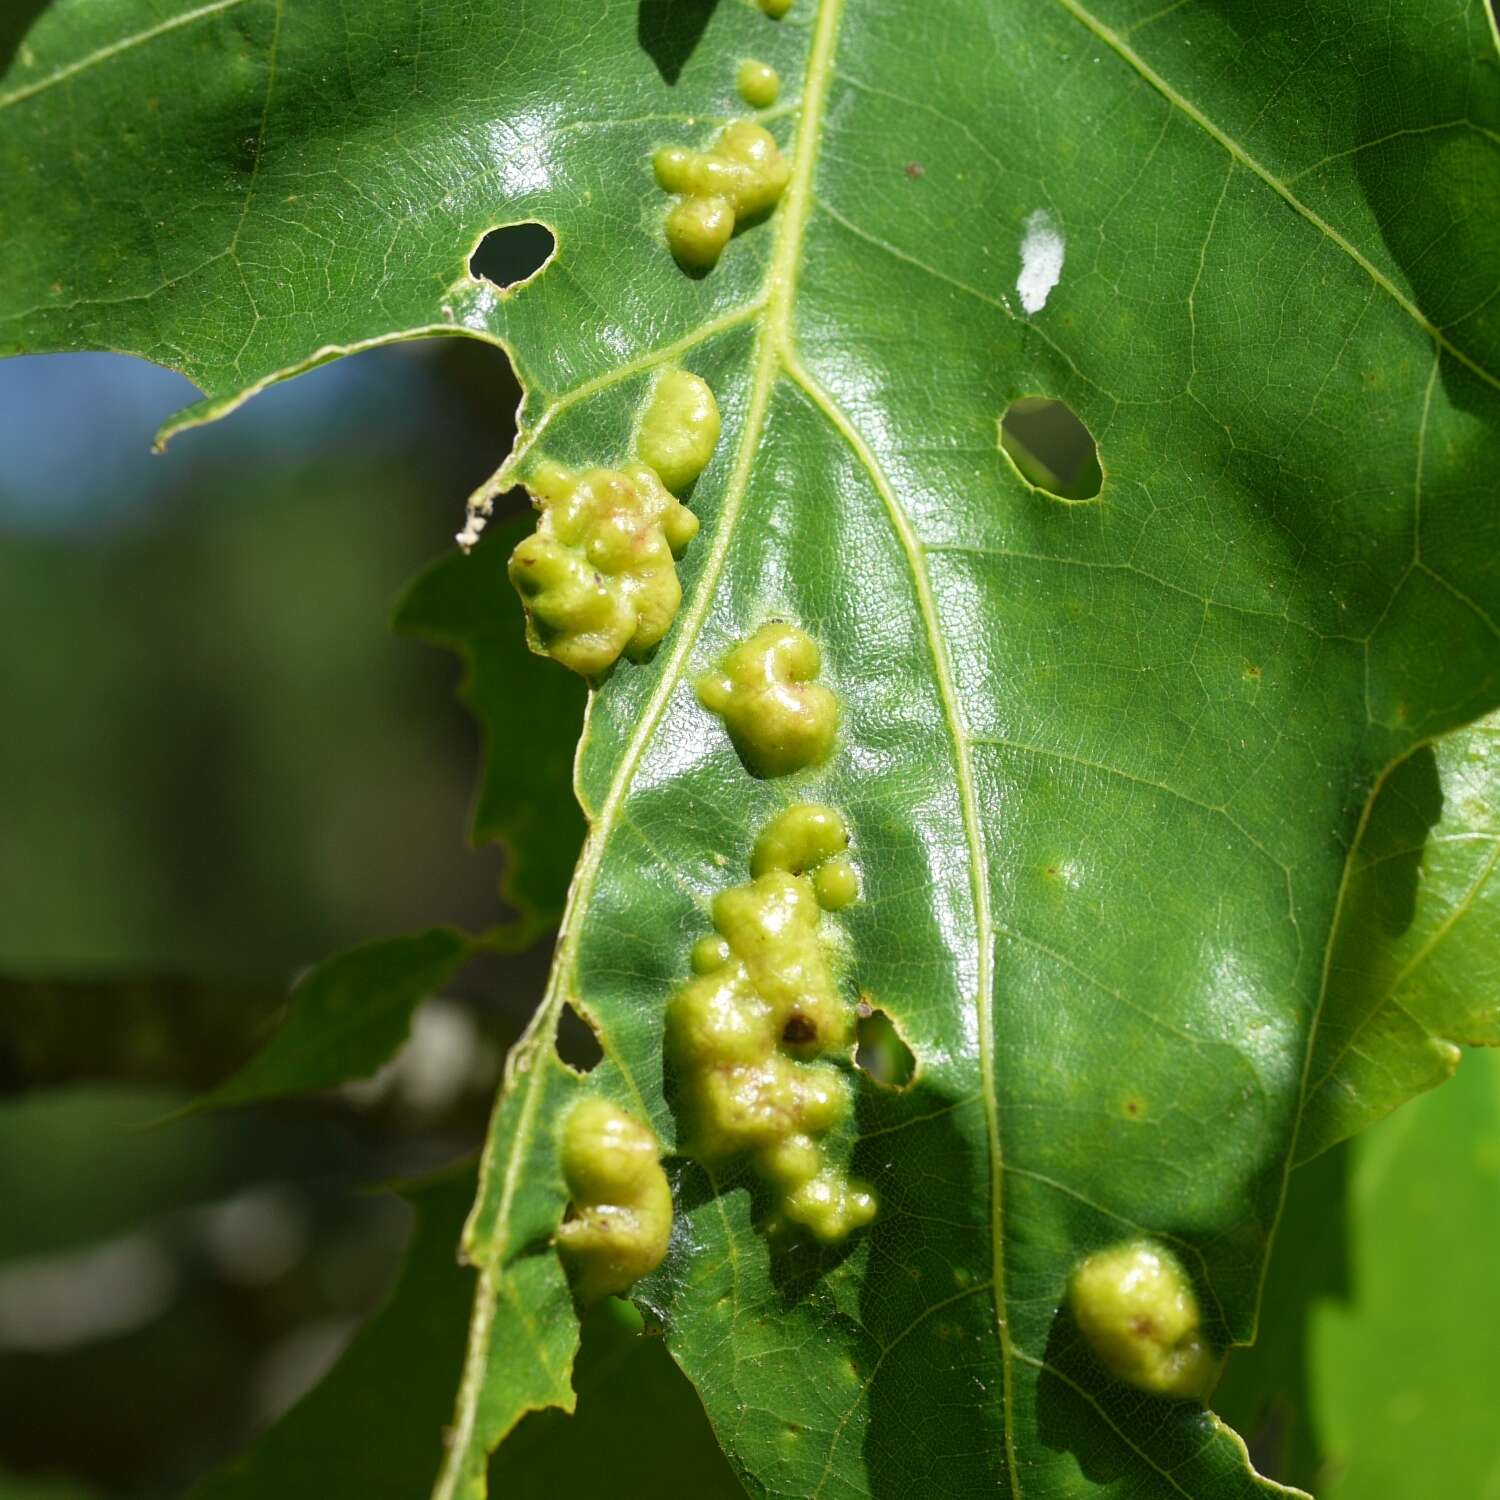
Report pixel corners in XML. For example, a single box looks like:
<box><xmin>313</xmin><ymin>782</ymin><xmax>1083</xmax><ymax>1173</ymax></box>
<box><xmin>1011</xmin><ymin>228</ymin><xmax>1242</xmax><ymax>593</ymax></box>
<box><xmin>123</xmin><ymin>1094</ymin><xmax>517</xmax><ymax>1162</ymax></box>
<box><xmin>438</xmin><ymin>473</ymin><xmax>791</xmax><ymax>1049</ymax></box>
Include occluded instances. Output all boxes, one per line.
<box><xmin>637</xmin><ymin>0</ymin><xmax>720</xmax><ymax>84</ymax></box>
<box><xmin>0</xmin><ymin>0</ymin><xmax>49</xmax><ymax>77</ymax></box>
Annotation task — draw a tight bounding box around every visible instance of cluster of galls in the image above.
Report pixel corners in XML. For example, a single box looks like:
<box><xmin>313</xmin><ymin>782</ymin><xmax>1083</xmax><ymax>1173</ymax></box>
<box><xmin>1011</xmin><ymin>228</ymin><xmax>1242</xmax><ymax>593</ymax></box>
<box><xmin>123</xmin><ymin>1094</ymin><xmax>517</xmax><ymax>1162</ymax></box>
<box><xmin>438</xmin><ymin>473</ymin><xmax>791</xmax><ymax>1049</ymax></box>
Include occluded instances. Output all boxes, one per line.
<box><xmin>508</xmin><ymin>460</ymin><xmax>698</xmax><ymax>677</ymax></box>
<box><xmin>654</xmin><ymin>122</ymin><xmax>791</xmax><ymax>270</ymax></box>
<box><xmin>667</xmin><ymin>805</ymin><xmax>874</xmax><ymax>1242</ymax></box>
<box><xmin>508</xmin><ymin>367</ymin><xmax>720</xmax><ymax>678</ymax></box>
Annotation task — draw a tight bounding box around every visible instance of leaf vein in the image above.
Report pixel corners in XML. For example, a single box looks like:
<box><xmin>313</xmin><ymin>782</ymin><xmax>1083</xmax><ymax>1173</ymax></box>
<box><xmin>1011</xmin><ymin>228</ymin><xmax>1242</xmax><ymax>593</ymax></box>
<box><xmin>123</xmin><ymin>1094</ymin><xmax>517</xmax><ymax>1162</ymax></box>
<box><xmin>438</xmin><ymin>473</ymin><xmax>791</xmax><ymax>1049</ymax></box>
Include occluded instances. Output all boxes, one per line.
<box><xmin>0</xmin><ymin>0</ymin><xmax>252</xmax><ymax>110</ymax></box>
<box><xmin>1051</xmin><ymin>0</ymin><xmax>1500</xmax><ymax>395</ymax></box>
<box><xmin>781</xmin><ymin>350</ymin><xmax>1018</xmax><ymax>1497</ymax></box>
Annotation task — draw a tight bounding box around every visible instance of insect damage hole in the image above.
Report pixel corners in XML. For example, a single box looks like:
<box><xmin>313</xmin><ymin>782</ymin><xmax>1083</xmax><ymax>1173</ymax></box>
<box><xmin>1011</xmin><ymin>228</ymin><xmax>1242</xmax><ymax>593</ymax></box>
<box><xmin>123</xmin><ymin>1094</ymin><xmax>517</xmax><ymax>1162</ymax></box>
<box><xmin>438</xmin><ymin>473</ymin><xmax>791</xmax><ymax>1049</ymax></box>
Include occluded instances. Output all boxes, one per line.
<box><xmin>469</xmin><ymin>222</ymin><xmax>556</xmax><ymax>290</ymax></box>
<box><xmin>999</xmin><ymin>396</ymin><xmax>1102</xmax><ymax>501</ymax></box>
<box><xmin>855</xmin><ymin>1007</ymin><xmax>916</xmax><ymax>1089</ymax></box>
<box><xmin>557</xmin><ymin>1001</ymin><xmax>605</xmax><ymax>1072</ymax></box>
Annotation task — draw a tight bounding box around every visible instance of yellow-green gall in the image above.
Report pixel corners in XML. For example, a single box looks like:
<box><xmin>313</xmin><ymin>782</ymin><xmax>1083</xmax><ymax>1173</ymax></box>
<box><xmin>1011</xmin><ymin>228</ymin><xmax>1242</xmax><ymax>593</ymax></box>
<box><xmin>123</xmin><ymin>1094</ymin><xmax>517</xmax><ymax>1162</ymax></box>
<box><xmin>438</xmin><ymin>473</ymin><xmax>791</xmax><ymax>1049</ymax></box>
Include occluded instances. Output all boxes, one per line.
<box><xmin>697</xmin><ymin>623</ymin><xmax>839</xmax><ymax>778</ymax></box>
<box><xmin>556</xmin><ymin>1097</ymin><xmax>672</xmax><ymax>1304</ymax></box>
<box><xmin>758</xmin><ymin>0</ymin><xmax>794</xmax><ymax>14</ymax></box>
<box><xmin>666</xmin><ymin>805</ymin><xmax>872</xmax><ymax>1242</ymax></box>
<box><xmin>781</xmin><ymin>1168</ymin><xmax>876</xmax><ymax>1242</ymax></box>
<box><xmin>813</xmin><ymin>857</ymin><xmax>859</xmax><ymax>910</ymax></box>
<box><xmin>636</xmin><ymin>368</ymin><xmax>721</xmax><ymax>494</ymax></box>
<box><xmin>508</xmin><ymin>460</ymin><xmax>698</xmax><ymax>676</ymax></box>
<box><xmin>751</xmin><ymin>803</ymin><xmax>849</xmax><ymax>883</ymax></box>
<box><xmin>1068</xmin><ymin>1241</ymin><xmax>1219</xmax><ymax>1401</ymax></box>
<box><xmin>663</xmin><ymin>196</ymin><xmax>734</xmax><ymax>271</ymax></box>
<box><xmin>757</xmin><ymin>1135</ymin><xmax>874</xmax><ymax>1240</ymax></box>
<box><xmin>736</xmin><ymin>59</ymin><xmax>781</xmax><ymax>108</ymax></box>
<box><xmin>654</xmin><ymin>122</ymin><xmax>790</xmax><ymax>271</ymax></box>
<box><xmin>691</xmin><ymin>933</ymin><xmax>732</xmax><ymax>974</ymax></box>
<box><xmin>688</xmin><ymin>1054</ymin><xmax>850</xmax><ymax>1150</ymax></box>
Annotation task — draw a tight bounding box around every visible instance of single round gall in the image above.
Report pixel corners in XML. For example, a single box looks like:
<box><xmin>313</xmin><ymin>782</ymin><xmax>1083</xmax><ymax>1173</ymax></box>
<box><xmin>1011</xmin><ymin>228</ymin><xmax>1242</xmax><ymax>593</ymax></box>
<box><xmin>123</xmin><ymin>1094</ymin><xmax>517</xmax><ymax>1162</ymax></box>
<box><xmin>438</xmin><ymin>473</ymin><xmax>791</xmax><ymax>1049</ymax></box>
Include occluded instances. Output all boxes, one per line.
<box><xmin>1068</xmin><ymin>1240</ymin><xmax>1219</xmax><ymax>1401</ymax></box>
<box><xmin>636</xmin><ymin>368</ymin><xmax>721</xmax><ymax>494</ymax></box>
<box><xmin>736</xmin><ymin>59</ymin><xmax>781</xmax><ymax>108</ymax></box>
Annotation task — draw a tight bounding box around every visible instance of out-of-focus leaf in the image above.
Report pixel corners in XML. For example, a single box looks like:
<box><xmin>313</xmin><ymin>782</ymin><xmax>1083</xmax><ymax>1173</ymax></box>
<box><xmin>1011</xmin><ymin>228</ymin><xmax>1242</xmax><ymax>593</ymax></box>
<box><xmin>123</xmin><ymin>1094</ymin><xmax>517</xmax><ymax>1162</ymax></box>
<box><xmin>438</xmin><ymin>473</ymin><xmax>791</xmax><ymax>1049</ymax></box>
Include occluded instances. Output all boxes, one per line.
<box><xmin>0</xmin><ymin>1085</ymin><xmax>374</xmax><ymax>1262</ymax></box>
<box><xmin>395</xmin><ymin>520</ymin><xmax>586</xmax><ymax>945</ymax></box>
<box><xmin>489</xmin><ymin>1298</ymin><xmax>744</xmax><ymax>1499</ymax></box>
<box><xmin>1300</xmin><ymin>712</ymin><xmax>1500</xmax><ymax>1161</ymax></box>
<box><xmin>0</xmin><ymin>1473</ymin><xmax>99</xmax><ymax>1500</ymax></box>
<box><xmin>1311</xmin><ymin>1048</ymin><xmax>1500</xmax><ymax>1496</ymax></box>
<box><xmin>0</xmin><ymin>974</ymin><xmax>283</xmax><ymax>1093</ymax></box>
<box><xmin>201</xmin><ymin>929</ymin><xmax>470</xmax><ymax>1110</ymax></box>
<box><xmin>192</xmin><ymin>1164</ymin><xmax>739</xmax><ymax>1500</ymax></box>
<box><xmin>1218</xmin><ymin>1048</ymin><xmax>1500</xmax><ymax>1498</ymax></box>
<box><xmin>190</xmin><ymin>1169</ymin><xmax>473</xmax><ymax>1500</ymax></box>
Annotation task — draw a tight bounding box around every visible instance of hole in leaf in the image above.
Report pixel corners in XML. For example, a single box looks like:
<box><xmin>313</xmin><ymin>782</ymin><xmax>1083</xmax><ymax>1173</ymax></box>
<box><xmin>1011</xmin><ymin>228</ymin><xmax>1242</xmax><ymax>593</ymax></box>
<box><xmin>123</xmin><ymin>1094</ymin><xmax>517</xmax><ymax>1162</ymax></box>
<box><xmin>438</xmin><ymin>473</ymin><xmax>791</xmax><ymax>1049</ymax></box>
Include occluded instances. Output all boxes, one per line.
<box><xmin>854</xmin><ymin>1007</ymin><xmax>916</xmax><ymax>1089</ymax></box>
<box><xmin>556</xmin><ymin>1002</ymin><xmax>604</xmax><ymax>1072</ymax></box>
<box><xmin>999</xmin><ymin>396</ymin><xmax>1102</xmax><ymax>501</ymax></box>
<box><xmin>469</xmin><ymin>222</ymin><xmax>556</xmax><ymax>290</ymax></box>
<box><xmin>782</xmin><ymin>1014</ymin><xmax>817</xmax><ymax>1046</ymax></box>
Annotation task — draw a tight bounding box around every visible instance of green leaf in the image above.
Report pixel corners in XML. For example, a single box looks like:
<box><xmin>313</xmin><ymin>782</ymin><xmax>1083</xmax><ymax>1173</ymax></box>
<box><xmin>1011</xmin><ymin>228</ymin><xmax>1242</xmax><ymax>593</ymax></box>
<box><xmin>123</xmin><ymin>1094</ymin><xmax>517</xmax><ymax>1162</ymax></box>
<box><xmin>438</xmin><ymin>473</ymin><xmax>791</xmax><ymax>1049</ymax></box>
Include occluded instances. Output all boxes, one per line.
<box><xmin>1299</xmin><ymin>711</ymin><xmax>1500</xmax><ymax>1161</ymax></box>
<box><xmin>1220</xmin><ymin>1046</ymin><xmax>1500</xmax><ymax>1498</ymax></box>
<box><xmin>1212</xmin><ymin>1143</ymin><xmax>1351</xmax><ymax>1491</ymax></box>
<box><xmin>489</xmin><ymin>1298</ymin><xmax>745</xmax><ymax>1499</ymax></box>
<box><xmin>395</xmin><ymin>520</ymin><xmax>587</xmax><ymax>944</ymax></box>
<box><xmin>1307</xmin><ymin>1047</ymin><xmax>1500</xmax><ymax>1498</ymax></box>
<box><xmin>190</xmin><ymin>1169</ymin><xmax>474</xmax><ymax>1500</ymax></box>
<box><xmin>440</xmin><ymin>1051</ymin><xmax>587</xmax><ymax>1500</ymax></box>
<box><xmin>201</xmin><ymin>929</ymin><xmax>470</xmax><ymax>1109</ymax></box>
<box><xmin>5</xmin><ymin>2</ymin><xmax>1500</xmax><ymax>1497</ymax></box>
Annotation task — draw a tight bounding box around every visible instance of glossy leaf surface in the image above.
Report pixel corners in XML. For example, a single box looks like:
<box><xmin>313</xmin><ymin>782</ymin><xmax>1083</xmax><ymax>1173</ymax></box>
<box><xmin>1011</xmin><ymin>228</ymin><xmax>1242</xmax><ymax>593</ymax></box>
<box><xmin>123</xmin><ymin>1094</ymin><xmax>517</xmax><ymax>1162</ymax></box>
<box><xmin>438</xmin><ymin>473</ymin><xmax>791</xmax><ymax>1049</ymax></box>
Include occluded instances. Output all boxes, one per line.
<box><xmin>4</xmin><ymin>2</ymin><xmax>1500</xmax><ymax>1497</ymax></box>
<box><xmin>1299</xmin><ymin>711</ymin><xmax>1500</xmax><ymax>1160</ymax></box>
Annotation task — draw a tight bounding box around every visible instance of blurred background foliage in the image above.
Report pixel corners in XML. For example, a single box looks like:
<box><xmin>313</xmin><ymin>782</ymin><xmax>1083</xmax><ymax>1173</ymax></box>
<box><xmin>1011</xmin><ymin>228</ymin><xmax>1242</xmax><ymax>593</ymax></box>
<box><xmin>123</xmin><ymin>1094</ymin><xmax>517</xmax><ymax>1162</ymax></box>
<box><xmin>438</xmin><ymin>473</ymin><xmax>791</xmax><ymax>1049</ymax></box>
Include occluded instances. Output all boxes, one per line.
<box><xmin>0</xmin><ymin>233</ymin><xmax>552</xmax><ymax>1493</ymax></box>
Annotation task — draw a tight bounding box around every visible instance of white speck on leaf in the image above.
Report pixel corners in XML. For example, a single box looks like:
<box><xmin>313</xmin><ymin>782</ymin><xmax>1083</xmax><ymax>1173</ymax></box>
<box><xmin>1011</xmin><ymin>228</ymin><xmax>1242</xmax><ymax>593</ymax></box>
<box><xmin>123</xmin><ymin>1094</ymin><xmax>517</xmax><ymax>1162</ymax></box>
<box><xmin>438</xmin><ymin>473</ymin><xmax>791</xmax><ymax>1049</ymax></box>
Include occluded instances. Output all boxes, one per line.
<box><xmin>1017</xmin><ymin>209</ymin><xmax>1065</xmax><ymax>315</ymax></box>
